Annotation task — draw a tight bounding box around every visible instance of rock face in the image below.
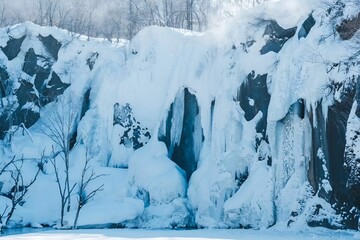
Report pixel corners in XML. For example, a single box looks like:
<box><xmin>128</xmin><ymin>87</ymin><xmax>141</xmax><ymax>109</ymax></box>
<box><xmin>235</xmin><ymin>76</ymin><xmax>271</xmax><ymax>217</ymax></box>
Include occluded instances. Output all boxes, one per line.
<box><xmin>298</xmin><ymin>14</ymin><xmax>316</xmax><ymax>39</ymax></box>
<box><xmin>113</xmin><ymin>103</ymin><xmax>151</xmax><ymax>150</ymax></box>
<box><xmin>38</xmin><ymin>34</ymin><xmax>62</xmax><ymax>60</ymax></box>
<box><xmin>260</xmin><ymin>20</ymin><xmax>297</xmax><ymax>55</ymax></box>
<box><xmin>237</xmin><ymin>71</ymin><xmax>270</xmax><ymax>148</ymax></box>
<box><xmin>343</xmin><ymin>79</ymin><xmax>360</xmax><ymax>227</ymax></box>
<box><xmin>0</xmin><ymin>31</ymin><xmax>69</xmax><ymax>139</ymax></box>
<box><xmin>336</xmin><ymin>13</ymin><xmax>360</xmax><ymax>40</ymax></box>
<box><xmin>1</xmin><ymin>36</ymin><xmax>26</xmax><ymax>60</ymax></box>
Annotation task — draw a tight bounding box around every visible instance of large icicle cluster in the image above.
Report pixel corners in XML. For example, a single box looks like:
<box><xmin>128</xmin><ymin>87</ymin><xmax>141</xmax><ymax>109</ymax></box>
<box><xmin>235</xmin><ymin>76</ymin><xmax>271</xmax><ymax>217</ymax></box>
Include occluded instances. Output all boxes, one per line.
<box><xmin>0</xmin><ymin>0</ymin><xmax>359</xmax><ymax>230</ymax></box>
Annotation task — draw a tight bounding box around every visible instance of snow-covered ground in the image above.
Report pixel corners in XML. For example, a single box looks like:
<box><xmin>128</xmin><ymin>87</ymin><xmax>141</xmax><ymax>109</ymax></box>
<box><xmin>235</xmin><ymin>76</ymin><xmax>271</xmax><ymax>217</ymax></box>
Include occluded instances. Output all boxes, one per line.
<box><xmin>2</xmin><ymin>228</ymin><xmax>359</xmax><ymax>240</ymax></box>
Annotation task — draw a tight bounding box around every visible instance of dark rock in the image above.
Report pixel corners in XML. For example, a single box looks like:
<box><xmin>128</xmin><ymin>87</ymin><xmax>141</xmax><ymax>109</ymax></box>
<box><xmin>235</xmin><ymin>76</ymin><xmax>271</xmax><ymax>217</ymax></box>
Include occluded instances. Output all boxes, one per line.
<box><xmin>69</xmin><ymin>130</ymin><xmax>77</xmax><ymax>151</ymax></box>
<box><xmin>209</xmin><ymin>99</ymin><xmax>215</xmax><ymax>140</ymax></box>
<box><xmin>41</xmin><ymin>72</ymin><xmax>70</xmax><ymax>105</ymax></box>
<box><xmin>114</xmin><ymin>103</ymin><xmax>133</xmax><ymax>127</ymax></box>
<box><xmin>113</xmin><ymin>103</ymin><xmax>151</xmax><ymax>150</ymax></box>
<box><xmin>308</xmin><ymin>79</ymin><xmax>357</xmax><ymax>229</ymax></box>
<box><xmin>235</xmin><ymin>168</ymin><xmax>249</xmax><ymax>188</ymax></box>
<box><xmin>298</xmin><ymin>14</ymin><xmax>316</xmax><ymax>39</ymax></box>
<box><xmin>80</xmin><ymin>89</ymin><xmax>91</xmax><ymax>120</ymax></box>
<box><xmin>8</xmin><ymin>80</ymin><xmax>41</xmax><ymax>131</ymax></box>
<box><xmin>22</xmin><ymin>48</ymin><xmax>52</xmax><ymax>76</ymax></box>
<box><xmin>356</xmin><ymin>77</ymin><xmax>360</xmax><ymax>118</ymax></box>
<box><xmin>86</xmin><ymin>52</ymin><xmax>99</xmax><ymax>70</ymax></box>
<box><xmin>344</xmin><ymin>78</ymin><xmax>360</xmax><ymax>211</ymax></box>
<box><xmin>260</xmin><ymin>20</ymin><xmax>296</xmax><ymax>54</ymax></box>
<box><xmin>0</xmin><ymin>66</ymin><xmax>9</xmax><ymax>82</ymax></box>
<box><xmin>236</xmin><ymin>71</ymin><xmax>270</xmax><ymax>147</ymax></box>
<box><xmin>239</xmin><ymin>40</ymin><xmax>256</xmax><ymax>53</ymax></box>
<box><xmin>38</xmin><ymin>34</ymin><xmax>62</xmax><ymax>60</ymax></box>
<box><xmin>308</xmin><ymin>102</ymin><xmax>332</xmax><ymax>199</ymax></box>
<box><xmin>15</xmin><ymin>80</ymin><xmax>39</xmax><ymax>108</ymax></box>
<box><xmin>34</xmin><ymin>71</ymin><xmax>51</xmax><ymax>91</ymax></box>
<box><xmin>327</xmin><ymin>86</ymin><xmax>354</xmax><ymax>203</ymax></box>
<box><xmin>0</xmin><ymin>66</ymin><xmax>9</xmax><ymax>98</ymax></box>
<box><xmin>13</xmin><ymin>108</ymin><xmax>40</xmax><ymax>130</ymax></box>
<box><xmin>0</xmin><ymin>114</ymin><xmax>11</xmax><ymax>139</ymax></box>
<box><xmin>0</xmin><ymin>36</ymin><xmax>26</xmax><ymax>61</ymax></box>
<box><xmin>336</xmin><ymin>13</ymin><xmax>360</xmax><ymax>40</ymax></box>
<box><xmin>22</xmin><ymin>48</ymin><xmax>38</xmax><ymax>76</ymax></box>
<box><xmin>307</xmin><ymin>204</ymin><xmax>342</xmax><ymax>229</ymax></box>
<box><xmin>158</xmin><ymin>88</ymin><xmax>204</xmax><ymax>181</ymax></box>
<box><xmin>291</xmin><ymin>99</ymin><xmax>305</xmax><ymax>119</ymax></box>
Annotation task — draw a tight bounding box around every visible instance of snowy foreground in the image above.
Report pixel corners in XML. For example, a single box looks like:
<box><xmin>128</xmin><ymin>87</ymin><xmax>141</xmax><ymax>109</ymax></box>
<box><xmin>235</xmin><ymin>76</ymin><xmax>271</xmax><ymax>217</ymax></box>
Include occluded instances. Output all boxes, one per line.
<box><xmin>2</xmin><ymin>229</ymin><xmax>359</xmax><ymax>240</ymax></box>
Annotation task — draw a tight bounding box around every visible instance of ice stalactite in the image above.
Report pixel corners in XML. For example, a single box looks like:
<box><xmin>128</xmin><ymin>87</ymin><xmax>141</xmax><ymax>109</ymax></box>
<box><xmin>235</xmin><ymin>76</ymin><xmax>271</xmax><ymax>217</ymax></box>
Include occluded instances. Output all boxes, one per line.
<box><xmin>158</xmin><ymin>87</ymin><xmax>203</xmax><ymax>181</ymax></box>
<box><xmin>188</xmin><ymin>96</ymin><xmax>247</xmax><ymax>228</ymax></box>
<box><xmin>269</xmin><ymin>99</ymin><xmax>312</xmax><ymax>225</ymax></box>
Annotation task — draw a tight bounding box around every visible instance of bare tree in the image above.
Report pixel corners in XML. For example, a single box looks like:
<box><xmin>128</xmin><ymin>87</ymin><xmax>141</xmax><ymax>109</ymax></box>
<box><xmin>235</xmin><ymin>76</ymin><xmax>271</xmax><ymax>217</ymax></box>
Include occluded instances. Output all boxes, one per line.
<box><xmin>73</xmin><ymin>148</ymin><xmax>104</xmax><ymax>229</ymax></box>
<box><xmin>56</xmin><ymin>1</ymin><xmax>71</xmax><ymax>29</ymax></box>
<box><xmin>49</xmin><ymin>147</ymin><xmax>76</xmax><ymax>227</ymax></box>
<box><xmin>0</xmin><ymin>0</ymin><xmax>6</xmax><ymax>27</ymax></box>
<box><xmin>128</xmin><ymin>0</ymin><xmax>137</xmax><ymax>39</ymax></box>
<box><xmin>0</xmin><ymin>0</ymin><xmax>271</xmax><ymax>39</ymax></box>
<box><xmin>84</xmin><ymin>0</ymin><xmax>99</xmax><ymax>40</ymax></box>
<box><xmin>41</xmin><ymin>93</ymin><xmax>80</xmax><ymax>217</ymax></box>
<box><xmin>186</xmin><ymin>0</ymin><xmax>195</xmax><ymax>30</ymax></box>
<box><xmin>0</xmin><ymin>156</ymin><xmax>43</xmax><ymax>230</ymax></box>
<box><xmin>44</xmin><ymin>0</ymin><xmax>58</xmax><ymax>26</ymax></box>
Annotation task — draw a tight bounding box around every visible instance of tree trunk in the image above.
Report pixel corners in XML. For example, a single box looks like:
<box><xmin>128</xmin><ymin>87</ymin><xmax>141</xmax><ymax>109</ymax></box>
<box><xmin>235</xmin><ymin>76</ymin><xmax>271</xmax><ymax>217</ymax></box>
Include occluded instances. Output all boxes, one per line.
<box><xmin>60</xmin><ymin>200</ymin><xmax>65</xmax><ymax>227</ymax></box>
<box><xmin>65</xmin><ymin>151</ymin><xmax>71</xmax><ymax>213</ymax></box>
<box><xmin>73</xmin><ymin>204</ymin><xmax>81</xmax><ymax>229</ymax></box>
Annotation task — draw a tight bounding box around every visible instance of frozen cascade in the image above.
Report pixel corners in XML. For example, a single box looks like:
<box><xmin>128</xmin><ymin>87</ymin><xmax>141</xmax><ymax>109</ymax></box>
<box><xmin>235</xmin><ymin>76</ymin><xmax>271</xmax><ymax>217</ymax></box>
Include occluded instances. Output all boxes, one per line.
<box><xmin>0</xmin><ymin>0</ymin><xmax>360</xmax><ymax>230</ymax></box>
<box><xmin>270</xmin><ymin>100</ymin><xmax>312</xmax><ymax>225</ymax></box>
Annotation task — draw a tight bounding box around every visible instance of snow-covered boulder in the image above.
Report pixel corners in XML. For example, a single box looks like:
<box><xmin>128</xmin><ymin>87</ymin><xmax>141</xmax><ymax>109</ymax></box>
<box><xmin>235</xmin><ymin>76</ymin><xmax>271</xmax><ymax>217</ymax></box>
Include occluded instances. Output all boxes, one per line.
<box><xmin>224</xmin><ymin>163</ymin><xmax>275</xmax><ymax>229</ymax></box>
<box><xmin>127</xmin><ymin>140</ymin><xmax>190</xmax><ymax>227</ymax></box>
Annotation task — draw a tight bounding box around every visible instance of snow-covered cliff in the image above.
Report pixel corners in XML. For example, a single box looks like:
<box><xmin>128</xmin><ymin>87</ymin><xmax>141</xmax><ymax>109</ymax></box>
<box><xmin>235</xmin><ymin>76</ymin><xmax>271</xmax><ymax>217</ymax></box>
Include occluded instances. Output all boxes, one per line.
<box><xmin>0</xmin><ymin>0</ymin><xmax>359</xmax><ymax>230</ymax></box>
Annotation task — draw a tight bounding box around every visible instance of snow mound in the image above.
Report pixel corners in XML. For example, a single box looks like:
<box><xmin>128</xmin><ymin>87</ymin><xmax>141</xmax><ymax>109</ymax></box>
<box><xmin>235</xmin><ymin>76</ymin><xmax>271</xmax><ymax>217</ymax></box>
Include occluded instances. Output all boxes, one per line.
<box><xmin>224</xmin><ymin>163</ymin><xmax>275</xmax><ymax>229</ymax></box>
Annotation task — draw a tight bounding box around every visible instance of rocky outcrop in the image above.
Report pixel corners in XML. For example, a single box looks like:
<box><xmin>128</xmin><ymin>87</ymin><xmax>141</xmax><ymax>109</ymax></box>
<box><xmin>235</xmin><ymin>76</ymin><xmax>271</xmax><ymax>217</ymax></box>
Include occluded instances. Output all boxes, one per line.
<box><xmin>236</xmin><ymin>71</ymin><xmax>270</xmax><ymax>148</ymax></box>
<box><xmin>38</xmin><ymin>34</ymin><xmax>62</xmax><ymax>60</ymax></box>
<box><xmin>260</xmin><ymin>20</ymin><xmax>297</xmax><ymax>54</ymax></box>
<box><xmin>1</xmin><ymin>36</ymin><xmax>26</xmax><ymax>60</ymax></box>
<box><xmin>336</xmin><ymin>13</ymin><xmax>360</xmax><ymax>40</ymax></box>
<box><xmin>0</xmin><ymin>32</ymin><xmax>70</xmax><ymax>139</ymax></box>
<box><xmin>298</xmin><ymin>14</ymin><xmax>316</xmax><ymax>39</ymax></box>
<box><xmin>113</xmin><ymin>103</ymin><xmax>151</xmax><ymax>150</ymax></box>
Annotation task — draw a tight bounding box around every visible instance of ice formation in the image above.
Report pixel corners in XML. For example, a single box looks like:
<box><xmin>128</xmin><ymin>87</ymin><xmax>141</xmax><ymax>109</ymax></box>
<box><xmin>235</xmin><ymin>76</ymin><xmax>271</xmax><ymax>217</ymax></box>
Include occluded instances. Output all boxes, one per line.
<box><xmin>0</xmin><ymin>0</ymin><xmax>359</xmax><ymax>230</ymax></box>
